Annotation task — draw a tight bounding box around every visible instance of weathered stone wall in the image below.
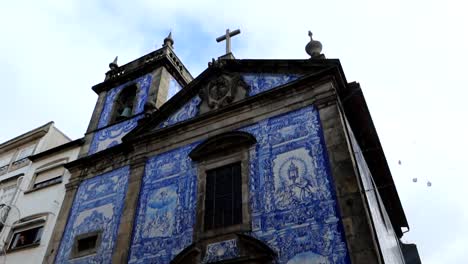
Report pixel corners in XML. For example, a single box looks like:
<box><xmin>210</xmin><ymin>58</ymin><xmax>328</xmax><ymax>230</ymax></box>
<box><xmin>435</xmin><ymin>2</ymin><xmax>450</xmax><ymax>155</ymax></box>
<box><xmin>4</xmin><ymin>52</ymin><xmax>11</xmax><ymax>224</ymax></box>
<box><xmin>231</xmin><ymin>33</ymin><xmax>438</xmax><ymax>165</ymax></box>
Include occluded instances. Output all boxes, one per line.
<box><xmin>347</xmin><ymin>120</ymin><xmax>405</xmax><ymax>263</ymax></box>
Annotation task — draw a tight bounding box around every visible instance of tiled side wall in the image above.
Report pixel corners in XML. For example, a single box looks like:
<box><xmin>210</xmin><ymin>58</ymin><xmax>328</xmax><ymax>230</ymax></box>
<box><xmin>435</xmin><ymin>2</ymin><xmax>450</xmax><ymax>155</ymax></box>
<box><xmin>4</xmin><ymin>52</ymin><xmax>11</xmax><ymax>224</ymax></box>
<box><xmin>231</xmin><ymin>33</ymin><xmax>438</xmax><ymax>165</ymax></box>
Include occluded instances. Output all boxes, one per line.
<box><xmin>241</xmin><ymin>106</ymin><xmax>349</xmax><ymax>263</ymax></box>
<box><xmin>55</xmin><ymin>166</ymin><xmax>130</xmax><ymax>264</ymax></box>
<box><xmin>128</xmin><ymin>145</ymin><xmax>198</xmax><ymax>263</ymax></box>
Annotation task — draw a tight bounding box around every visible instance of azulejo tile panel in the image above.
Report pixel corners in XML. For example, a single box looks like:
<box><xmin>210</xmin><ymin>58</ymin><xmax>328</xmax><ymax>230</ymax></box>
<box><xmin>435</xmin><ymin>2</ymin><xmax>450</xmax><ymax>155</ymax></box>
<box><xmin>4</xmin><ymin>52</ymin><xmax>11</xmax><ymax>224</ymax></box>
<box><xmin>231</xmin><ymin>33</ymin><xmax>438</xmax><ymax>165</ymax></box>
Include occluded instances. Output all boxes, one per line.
<box><xmin>240</xmin><ymin>106</ymin><xmax>350</xmax><ymax>263</ymax></box>
<box><xmin>97</xmin><ymin>74</ymin><xmax>152</xmax><ymax>129</ymax></box>
<box><xmin>157</xmin><ymin>95</ymin><xmax>202</xmax><ymax>129</ymax></box>
<box><xmin>202</xmin><ymin>239</ymin><xmax>239</xmax><ymax>263</ymax></box>
<box><xmin>153</xmin><ymin>73</ymin><xmax>301</xmax><ymax>131</ymax></box>
<box><xmin>130</xmin><ymin>106</ymin><xmax>349</xmax><ymax>263</ymax></box>
<box><xmin>242</xmin><ymin>73</ymin><xmax>301</xmax><ymax>96</ymax></box>
<box><xmin>55</xmin><ymin>166</ymin><xmax>130</xmax><ymax>264</ymax></box>
<box><xmin>88</xmin><ymin>116</ymin><xmax>143</xmax><ymax>155</ymax></box>
<box><xmin>128</xmin><ymin>144</ymin><xmax>199</xmax><ymax>263</ymax></box>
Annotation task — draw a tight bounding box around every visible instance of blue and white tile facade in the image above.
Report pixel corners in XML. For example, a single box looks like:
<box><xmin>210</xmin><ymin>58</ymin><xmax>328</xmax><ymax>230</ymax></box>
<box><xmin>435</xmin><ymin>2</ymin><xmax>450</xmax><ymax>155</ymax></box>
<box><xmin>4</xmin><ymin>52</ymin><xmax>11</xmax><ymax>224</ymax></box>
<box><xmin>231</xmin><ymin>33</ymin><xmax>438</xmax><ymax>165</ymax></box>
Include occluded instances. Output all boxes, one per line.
<box><xmin>89</xmin><ymin>74</ymin><xmax>152</xmax><ymax>155</ymax></box>
<box><xmin>154</xmin><ymin>73</ymin><xmax>301</xmax><ymax>131</ymax></box>
<box><xmin>128</xmin><ymin>145</ymin><xmax>199</xmax><ymax>263</ymax></box>
<box><xmin>241</xmin><ymin>106</ymin><xmax>349</xmax><ymax>263</ymax></box>
<box><xmin>55</xmin><ymin>166</ymin><xmax>130</xmax><ymax>264</ymax></box>
<box><xmin>157</xmin><ymin>95</ymin><xmax>202</xmax><ymax>129</ymax></box>
<box><xmin>202</xmin><ymin>239</ymin><xmax>239</xmax><ymax>263</ymax></box>
<box><xmin>88</xmin><ymin>117</ymin><xmax>143</xmax><ymax>155</ymax></box>
<box><xmin>130</xmin><ymin>105</ymin><xmax>350</xmax><ymax>263</ymax></box>
<box><xmin>242</xmin><ymin>73</ymin><xmax>301</xmax><ymax>96</ymax></box>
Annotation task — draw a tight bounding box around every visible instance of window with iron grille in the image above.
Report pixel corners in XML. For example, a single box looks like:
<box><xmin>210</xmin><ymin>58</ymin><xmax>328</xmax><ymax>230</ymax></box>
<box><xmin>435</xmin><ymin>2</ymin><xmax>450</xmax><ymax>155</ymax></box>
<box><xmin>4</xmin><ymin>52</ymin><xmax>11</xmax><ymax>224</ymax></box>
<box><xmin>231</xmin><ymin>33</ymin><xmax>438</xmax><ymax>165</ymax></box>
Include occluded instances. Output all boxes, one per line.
<box><xmin>204</xmin><ymin>162</ymin><xmax>242</xmax><ymax>230</ymax></box>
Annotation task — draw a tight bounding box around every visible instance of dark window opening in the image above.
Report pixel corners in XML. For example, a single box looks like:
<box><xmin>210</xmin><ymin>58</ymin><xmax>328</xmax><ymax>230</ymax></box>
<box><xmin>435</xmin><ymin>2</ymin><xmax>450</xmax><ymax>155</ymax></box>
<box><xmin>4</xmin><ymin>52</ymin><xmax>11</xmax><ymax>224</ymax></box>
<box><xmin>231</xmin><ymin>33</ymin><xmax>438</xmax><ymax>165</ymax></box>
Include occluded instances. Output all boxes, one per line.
<box><xmin>111</xmin><ymin>85</ymin><xmax>137</xmax><ymax>123</ymax></box>
<box><xmin>70</xmin><ymin>231</ymin><xmax>102</xmax><ymax>259</ymax></box>
<box><xmin>9</xmin><ymin>226</ymin><xmax>44</xmax><ymax>250</ymax></box>
<box><xmin>77</xmin><ymin>234</ymin><xmax>98</xmax><ymax>252</ymax></box>
<box><xmin>204</xmin><ymin>162</ymin><xmax>242</xmax><ymax>230</ymax></box>
<box><xmin>33</xmin><ymin>175</ymin><xmax>62</xmax><ymax>189</ymax></box>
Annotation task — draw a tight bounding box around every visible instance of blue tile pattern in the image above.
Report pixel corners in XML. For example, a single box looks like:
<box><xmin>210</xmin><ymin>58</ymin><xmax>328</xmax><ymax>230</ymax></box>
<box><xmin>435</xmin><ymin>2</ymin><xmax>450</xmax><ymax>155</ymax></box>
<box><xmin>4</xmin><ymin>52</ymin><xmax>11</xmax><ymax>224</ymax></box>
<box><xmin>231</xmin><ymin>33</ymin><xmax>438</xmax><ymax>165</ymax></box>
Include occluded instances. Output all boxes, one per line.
<box><xmin>240</xmin><ymin>106</ymin><xmax>349</xmax><ymax>263</ymax></box>
<box><xmin>157</xmin><ymin>95</ymin><xmax>201</xmax><ymax>129</ymax></box>
<box><xmin>242</xmin><ymin>73</ymin><xmax>301</xmax><ymax>96</ymax></box>
<box><xmin>202</xmin><ymin>239</ymin><xmax>239</xmax><ymax>263</ymax></box>
<box><xmin>130</xmin><ymin>106</ymin><xmax>350</xmax><ymax>263</ymax></box>
<box><xmin>97</xmin><ymin>74</ymin><xmax>152</xmax><ymax>129</ymax></box>
<box><xmin>167</xmin><ymin>75</ymin><xmax>182</xmax><ymax>101</ymax></box>
<box><xmin>88</xmin><ymin>115</ymin><xmax>143</xmax><ymax>155</ymax></box>
<box><xmin>156</xmin><ymin>73</ymin><xmax>300</xmax><ymax>130</ymax></box>
<box><xmin>55</xmin><ymin>166</ymin><xmax>130</xmax><ymax>264</ymax></box>
<box><xmin>152</xmin><ymin>74</ymin><xmax>300</xmax><ymax>131</ymax></box>
<box><xmin>128</xmin><ymin>144</ymin><xmax>199</xmax><ymax>264</ymax></box>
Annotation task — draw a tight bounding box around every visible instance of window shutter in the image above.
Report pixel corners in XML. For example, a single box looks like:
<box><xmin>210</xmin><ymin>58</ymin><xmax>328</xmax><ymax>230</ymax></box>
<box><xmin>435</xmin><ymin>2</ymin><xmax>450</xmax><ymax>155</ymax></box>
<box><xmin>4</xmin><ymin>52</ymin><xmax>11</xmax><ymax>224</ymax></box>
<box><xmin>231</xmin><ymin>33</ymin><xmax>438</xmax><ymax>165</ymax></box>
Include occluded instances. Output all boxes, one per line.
<box><xmin>35</xmin><ymin>167</ymin><xmax>64</xmax><ymax>184</ymax></box>
<box><xmin>33</xmin><ymin>167</ymin><xmax>64</xmax><ymax>188</ymax></box>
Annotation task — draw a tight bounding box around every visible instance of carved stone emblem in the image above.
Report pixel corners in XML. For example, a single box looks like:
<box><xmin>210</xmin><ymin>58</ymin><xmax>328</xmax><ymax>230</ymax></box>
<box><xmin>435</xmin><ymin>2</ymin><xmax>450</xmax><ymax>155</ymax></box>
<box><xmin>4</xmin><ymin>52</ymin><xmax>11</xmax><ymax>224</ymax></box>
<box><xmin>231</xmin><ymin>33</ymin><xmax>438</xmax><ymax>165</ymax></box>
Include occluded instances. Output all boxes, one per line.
<box><xmin>199</xmin><ymin>73</ymin><xmax>249</xmax><ymax>114</ymax></box>
<box><xmin>208</xmin><ymin>77</ymin><xmax>230</xmax><ymax>101</ymax></box>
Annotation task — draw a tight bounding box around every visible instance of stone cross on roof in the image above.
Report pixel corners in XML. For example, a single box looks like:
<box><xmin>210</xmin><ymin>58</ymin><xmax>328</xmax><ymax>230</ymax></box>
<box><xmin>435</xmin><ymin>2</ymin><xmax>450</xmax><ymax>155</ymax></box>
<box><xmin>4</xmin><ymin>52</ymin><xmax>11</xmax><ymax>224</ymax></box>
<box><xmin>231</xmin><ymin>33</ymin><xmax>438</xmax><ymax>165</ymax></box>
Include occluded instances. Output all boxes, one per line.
<box><xmin>216</xmin><ymin>28</ymin><xmax>241</xmax><ymax>57</ymax></box>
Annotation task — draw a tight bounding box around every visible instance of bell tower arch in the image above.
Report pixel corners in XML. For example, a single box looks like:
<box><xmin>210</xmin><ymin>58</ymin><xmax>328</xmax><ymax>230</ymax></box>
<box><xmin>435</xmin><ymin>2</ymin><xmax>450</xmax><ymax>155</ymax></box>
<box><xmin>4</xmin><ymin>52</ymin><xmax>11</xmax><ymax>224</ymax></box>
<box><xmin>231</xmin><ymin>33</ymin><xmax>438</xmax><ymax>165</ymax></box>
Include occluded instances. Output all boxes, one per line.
<box><xmin>78</xmin><ymin>33</ymin><xmax>193</xmax><ymax>157</ymax></box>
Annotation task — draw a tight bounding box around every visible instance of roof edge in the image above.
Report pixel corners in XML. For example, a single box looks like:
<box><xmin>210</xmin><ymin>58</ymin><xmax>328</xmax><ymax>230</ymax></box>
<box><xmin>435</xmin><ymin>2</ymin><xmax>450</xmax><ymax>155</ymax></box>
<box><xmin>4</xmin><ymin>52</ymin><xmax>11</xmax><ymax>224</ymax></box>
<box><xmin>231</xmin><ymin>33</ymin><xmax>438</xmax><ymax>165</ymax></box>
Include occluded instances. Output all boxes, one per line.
<box><xmin>28</xmin><ymin>138</ymin><xmax>84</xmax><ymax>161</ymax></box>
<box><xmin>0</xmin><ymin>122</ymin><xmax>54</xmax><ymax>152</ymax></box>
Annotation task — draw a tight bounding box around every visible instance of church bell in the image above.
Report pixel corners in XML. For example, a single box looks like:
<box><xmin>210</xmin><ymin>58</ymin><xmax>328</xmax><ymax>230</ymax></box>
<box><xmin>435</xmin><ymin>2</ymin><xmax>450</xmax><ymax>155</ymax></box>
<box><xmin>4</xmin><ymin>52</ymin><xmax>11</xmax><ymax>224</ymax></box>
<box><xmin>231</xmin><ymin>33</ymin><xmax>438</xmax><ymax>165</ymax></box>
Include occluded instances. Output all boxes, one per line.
<box><xmin>120</xmin><ymin>107</ymin><xmax>132</xmax><ymax>118</ymax></box>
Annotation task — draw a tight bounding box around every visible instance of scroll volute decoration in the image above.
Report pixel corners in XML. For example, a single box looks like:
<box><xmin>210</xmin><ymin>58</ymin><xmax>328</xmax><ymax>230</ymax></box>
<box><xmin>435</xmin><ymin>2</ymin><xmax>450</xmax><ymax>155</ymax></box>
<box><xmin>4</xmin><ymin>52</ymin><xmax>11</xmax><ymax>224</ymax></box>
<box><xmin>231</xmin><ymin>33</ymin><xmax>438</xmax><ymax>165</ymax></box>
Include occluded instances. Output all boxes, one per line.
<box><xmin>199</xmin><ymin>73</ymin><xmax>249</xmax><ymax>114</ymax></box>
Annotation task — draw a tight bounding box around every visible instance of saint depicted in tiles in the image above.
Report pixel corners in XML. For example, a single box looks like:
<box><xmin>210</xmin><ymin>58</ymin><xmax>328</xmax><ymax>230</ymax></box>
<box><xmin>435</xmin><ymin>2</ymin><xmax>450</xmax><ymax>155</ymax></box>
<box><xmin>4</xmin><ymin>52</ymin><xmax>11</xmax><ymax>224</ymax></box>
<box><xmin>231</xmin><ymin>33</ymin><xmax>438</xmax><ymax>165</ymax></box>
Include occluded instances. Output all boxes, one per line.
<box><xmin>274</xmin><ymin>148</ymin><xmax>318</xmax><ymax>209</ymax></box>
<box><xmin>142</xmin><ymin>185</ymin><xmax>178</xmax><ymax>238</ymax></box>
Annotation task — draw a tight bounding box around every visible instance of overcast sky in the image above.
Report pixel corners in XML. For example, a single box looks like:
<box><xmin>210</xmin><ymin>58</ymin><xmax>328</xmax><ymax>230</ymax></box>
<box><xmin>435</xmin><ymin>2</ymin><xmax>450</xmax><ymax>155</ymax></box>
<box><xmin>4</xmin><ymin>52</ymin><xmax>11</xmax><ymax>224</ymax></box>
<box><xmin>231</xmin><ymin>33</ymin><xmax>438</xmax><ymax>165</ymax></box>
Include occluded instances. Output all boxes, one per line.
<box><xmin>1</xmin><ymin>0</ymin><xmax>467</xmax><ymax>262</ymax></box>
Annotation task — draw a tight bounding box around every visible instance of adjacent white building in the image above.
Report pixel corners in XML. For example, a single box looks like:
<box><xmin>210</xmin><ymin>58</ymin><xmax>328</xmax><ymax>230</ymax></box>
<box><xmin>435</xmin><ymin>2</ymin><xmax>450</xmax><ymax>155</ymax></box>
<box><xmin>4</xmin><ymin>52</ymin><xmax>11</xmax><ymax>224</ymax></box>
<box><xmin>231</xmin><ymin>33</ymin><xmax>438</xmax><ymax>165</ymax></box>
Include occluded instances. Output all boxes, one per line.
<box><xmin>0</xmin><ymin>122</ymin><xmax>81</xmax><ymax>263</ymax></box>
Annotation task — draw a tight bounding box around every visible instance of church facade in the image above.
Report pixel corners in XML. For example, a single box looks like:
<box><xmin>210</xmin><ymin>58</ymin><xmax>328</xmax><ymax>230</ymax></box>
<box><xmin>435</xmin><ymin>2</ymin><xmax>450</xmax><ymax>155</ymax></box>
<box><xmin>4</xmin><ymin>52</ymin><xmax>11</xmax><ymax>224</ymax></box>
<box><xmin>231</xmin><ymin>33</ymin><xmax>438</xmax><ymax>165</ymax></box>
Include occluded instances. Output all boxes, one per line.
<box><xmin>44</xmin><ymin>33</ymin><xmax>413</xmax><ymax>263</ymax></box>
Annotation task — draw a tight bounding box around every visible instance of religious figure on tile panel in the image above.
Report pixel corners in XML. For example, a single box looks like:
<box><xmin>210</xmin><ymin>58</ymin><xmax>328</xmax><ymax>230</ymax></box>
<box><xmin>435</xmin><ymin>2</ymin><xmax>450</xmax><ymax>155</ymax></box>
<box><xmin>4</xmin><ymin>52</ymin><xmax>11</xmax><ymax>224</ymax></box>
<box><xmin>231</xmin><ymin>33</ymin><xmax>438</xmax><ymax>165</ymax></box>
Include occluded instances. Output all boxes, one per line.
<box><xmin>274</xmin><ymin>149</ymin><xmax>318</xmax><ymax>209</ymax></box>
<box><xmin>142</xmin><ymin>185</ymin><xmax>178</xmax><ymax>238</ymax></box>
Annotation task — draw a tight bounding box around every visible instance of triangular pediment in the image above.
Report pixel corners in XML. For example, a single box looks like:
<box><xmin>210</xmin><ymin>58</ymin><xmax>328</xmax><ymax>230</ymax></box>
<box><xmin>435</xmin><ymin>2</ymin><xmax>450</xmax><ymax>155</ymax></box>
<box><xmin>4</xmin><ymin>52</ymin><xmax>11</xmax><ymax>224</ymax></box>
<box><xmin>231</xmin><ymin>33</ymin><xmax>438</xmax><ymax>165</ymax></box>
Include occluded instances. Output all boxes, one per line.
<box><xmin>124</xmin><ymin>59</ymin><xmax>340</xmax><ymax>141</ymax></box>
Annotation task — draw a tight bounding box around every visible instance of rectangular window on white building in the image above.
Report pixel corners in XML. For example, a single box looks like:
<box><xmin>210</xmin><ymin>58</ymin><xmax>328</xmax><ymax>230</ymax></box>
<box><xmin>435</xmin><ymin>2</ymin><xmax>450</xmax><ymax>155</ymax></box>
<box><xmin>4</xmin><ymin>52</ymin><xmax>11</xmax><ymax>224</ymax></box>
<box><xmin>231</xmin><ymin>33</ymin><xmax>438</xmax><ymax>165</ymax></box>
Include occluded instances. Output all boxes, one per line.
<box><xmin>0</xmin><ymin>181</ymin><xmax>17</xmax><ymax>206</ymax></box>
<box><xmin>8</xmin><ymin>224</ymin><xmax>44</xmax><ymax>251</ymax></box>
<box><xmin>0</xmin><ymin>154</ymin><xmax>13</xmax><ymax>174</ymax></box>
<box><xmin>32</xmin><ymin>166</ymin><xmax>64</xmax><ymax>190</ymax></box>
<box><xmin>0</xmin><ymin>155</ymin><xmax>12</xmax><ymax>168</ymax></box>
<box><xmin>14</xmin><ymin>145</ymin><xmax>35</xmax><ymax>162</ymax></box>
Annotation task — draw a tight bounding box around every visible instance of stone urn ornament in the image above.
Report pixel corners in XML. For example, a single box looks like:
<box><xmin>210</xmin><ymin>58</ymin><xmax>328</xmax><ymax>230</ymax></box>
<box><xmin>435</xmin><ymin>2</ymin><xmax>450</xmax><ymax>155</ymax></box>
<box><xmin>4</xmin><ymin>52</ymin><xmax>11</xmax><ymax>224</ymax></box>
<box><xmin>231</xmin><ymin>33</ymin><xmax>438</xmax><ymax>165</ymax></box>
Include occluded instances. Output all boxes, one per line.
<box><xmin>305</xmin><ymin>31</ymin><xmax>323</xmax><ymax>58</ymax></box>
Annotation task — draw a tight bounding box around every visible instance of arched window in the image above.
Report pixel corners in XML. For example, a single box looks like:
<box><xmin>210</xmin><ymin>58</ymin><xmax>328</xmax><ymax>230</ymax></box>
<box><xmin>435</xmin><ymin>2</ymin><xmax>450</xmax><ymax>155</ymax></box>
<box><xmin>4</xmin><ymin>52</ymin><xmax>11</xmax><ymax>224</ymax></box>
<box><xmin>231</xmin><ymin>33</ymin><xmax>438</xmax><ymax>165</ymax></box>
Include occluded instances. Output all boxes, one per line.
<box><xmin>110</xmin><ymin>84</ymin><xmax>137</xmax><ymax>123</ymax></box>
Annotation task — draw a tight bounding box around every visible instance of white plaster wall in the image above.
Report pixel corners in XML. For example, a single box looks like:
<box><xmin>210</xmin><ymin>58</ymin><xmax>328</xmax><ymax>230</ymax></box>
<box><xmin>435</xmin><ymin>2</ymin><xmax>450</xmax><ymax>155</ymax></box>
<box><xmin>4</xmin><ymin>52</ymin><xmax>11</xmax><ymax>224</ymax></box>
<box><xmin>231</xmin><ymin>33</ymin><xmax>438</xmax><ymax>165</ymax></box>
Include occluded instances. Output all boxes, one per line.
<box><xmin>0</xmin><ymin>144</ymin><xmax>80</xmax><ymax>264</ymax></box>
<box><xmin>35</xmin><ymin>125</ymin><xmax>70</xmax><ymax>153</ymax></box>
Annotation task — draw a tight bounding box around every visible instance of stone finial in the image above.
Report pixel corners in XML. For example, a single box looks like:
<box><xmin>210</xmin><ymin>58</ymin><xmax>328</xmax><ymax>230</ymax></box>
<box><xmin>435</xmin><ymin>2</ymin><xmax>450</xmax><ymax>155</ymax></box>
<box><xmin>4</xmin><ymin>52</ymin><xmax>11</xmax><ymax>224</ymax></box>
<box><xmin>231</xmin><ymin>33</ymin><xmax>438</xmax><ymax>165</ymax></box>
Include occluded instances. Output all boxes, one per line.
<box><xmin>163</xmin><ymin>31</ymin><xmax>174</xmax><ymax>48</ymax></box>
<box><xmin>305</xmin><ymin>31</ymin><xmax>323</xmax><ymax>58</ymax></box>
<box><xmin>109</xmin><ymin>56</ymin><xmax>119</xmax><ymax>70</ymax></box>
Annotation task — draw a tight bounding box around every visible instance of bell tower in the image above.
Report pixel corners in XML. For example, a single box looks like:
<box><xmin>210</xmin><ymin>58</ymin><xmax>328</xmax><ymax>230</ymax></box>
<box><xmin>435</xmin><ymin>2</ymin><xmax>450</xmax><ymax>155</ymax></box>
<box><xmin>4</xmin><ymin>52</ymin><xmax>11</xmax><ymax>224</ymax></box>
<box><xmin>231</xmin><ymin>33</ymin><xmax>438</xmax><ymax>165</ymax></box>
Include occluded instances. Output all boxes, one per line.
<box><xmin>79</xmin><ymin>33</ymin><xmax>193</xmax><ymax>157</ymax></box>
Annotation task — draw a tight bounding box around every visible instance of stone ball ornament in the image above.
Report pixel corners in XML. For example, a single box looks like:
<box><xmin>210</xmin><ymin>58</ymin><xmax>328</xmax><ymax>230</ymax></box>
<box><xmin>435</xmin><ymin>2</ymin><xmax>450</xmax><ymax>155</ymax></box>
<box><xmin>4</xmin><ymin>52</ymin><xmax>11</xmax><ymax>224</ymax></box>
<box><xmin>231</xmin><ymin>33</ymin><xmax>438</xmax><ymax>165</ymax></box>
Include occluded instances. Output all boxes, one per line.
<box><xmin>305</xmin><ymin>31</ymin><xmax>323</xmax><ymax>58</ymax></box>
